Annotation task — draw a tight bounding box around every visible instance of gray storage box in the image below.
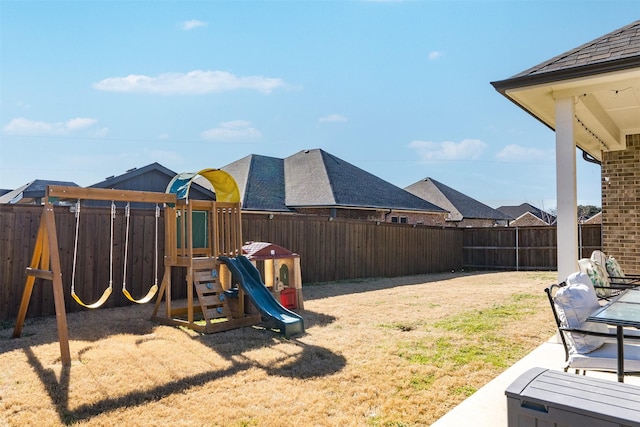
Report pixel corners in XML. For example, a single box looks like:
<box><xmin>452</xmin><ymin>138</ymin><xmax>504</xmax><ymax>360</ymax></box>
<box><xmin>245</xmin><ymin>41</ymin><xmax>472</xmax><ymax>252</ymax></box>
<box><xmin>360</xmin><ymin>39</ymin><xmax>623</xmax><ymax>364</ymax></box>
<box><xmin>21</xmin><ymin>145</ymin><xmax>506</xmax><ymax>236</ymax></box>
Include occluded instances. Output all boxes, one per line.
<box><xmin>506</xmin><ymin>368</ymin><xmax>640</xmax><ymax>427</ymax></box>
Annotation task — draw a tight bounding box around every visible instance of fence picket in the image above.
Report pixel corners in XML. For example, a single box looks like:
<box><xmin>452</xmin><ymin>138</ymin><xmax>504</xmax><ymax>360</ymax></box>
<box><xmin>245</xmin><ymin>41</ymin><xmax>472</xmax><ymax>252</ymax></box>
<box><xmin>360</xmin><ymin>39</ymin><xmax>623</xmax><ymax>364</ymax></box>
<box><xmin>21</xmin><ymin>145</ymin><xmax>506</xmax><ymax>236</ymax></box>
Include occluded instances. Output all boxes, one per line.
<box><xmin>0</xmin><ymin>205</ymin><xmax>601</xmax><ymax>320</ymax></box>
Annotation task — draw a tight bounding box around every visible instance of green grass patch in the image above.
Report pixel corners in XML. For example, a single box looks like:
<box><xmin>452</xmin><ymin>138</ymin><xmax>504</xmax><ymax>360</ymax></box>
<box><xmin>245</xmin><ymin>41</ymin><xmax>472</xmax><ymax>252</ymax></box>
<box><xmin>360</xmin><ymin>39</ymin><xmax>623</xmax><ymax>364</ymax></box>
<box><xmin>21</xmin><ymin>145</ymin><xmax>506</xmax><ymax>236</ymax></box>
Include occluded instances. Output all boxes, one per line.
<box><xmin>408</xmin><ymin>373</ymin><xmax>437</xmax><ymax>390</ymax></box>
<box><xmin>451</xmin><ymin>384</ymin><xmax>476</xmax><ymax>397</ymax></box>
<box><xmin>434</xmin><ymin>297</ymin><xmax>537</xmax><ymax>334</ymax></box>
<box><xmin>398</xmin><ymin>295</ymin><xmax>537</xmax><ymax>370</ymax></box>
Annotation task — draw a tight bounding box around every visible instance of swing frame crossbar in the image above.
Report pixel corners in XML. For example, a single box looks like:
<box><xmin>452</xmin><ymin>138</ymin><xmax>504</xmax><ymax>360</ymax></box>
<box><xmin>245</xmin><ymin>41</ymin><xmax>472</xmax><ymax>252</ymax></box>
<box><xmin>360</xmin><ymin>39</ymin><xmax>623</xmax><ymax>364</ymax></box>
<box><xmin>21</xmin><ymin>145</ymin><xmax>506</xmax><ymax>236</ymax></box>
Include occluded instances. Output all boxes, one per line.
<box><xmin>12</xmin><ymin>185</ymin><xmax>176</xmax><ymax>366</ymax></box>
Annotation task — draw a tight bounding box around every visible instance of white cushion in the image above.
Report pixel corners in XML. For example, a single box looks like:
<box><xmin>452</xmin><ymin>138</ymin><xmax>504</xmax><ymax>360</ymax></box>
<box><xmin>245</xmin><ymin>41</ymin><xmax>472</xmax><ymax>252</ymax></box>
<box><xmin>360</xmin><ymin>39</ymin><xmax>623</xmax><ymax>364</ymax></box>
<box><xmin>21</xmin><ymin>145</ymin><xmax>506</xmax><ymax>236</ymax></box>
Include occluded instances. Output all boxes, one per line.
<box><xmin>568</xmin><ymin>342</ymin><xmax>640</xmax><ymax>372</ymax></box>
<box><xmin>590</xmin><ymin>250</ymin><xmax>608</xmax><ymax>268</ymax></box>
<box><xmin>555</xmin><ymin>272</ymin><xmax>609</xmax><ymax>354</ymax></box>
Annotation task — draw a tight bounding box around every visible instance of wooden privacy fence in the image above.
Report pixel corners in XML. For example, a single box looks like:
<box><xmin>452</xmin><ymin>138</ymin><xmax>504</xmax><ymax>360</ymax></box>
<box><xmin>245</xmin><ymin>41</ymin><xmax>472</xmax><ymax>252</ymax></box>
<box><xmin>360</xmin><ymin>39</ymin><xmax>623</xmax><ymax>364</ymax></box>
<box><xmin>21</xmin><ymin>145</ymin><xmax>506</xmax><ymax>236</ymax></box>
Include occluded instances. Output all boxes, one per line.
<box><xmin>0</xmin><ymin>204</ymin><xmax>602</xmax><ymax>320</ymax></box>
<box><xmin>0</xmin><ymin>206</ymin><xmax>462</xmax><ymax>320</ymax></box>
<box><xmin>463</xmin><ymin>224</ymin><xmax>602</xmax><ymax>270</ymax></box>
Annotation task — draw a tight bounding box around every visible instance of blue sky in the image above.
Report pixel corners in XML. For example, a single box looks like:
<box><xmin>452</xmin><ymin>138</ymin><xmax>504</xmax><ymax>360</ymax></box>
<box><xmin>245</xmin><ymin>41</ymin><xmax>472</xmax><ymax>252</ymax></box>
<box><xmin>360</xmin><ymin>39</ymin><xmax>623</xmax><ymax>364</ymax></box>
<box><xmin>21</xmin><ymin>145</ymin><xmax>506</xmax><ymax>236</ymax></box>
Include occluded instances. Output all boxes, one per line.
<box><xmin>1</xmin><ymin>1</ymin><xmax>637</xmax><ymax>209</ymax></box>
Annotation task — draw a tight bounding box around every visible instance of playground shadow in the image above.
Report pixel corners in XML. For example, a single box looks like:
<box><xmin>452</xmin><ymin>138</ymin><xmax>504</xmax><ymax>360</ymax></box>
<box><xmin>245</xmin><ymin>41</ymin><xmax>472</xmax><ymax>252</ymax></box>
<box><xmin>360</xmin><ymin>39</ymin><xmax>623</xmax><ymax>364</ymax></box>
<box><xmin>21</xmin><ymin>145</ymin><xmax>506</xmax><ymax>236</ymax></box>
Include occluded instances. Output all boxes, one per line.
<box><xmin>14</xmin><ymin>304</ymin><xmax>345</xmax><ymax>425</ymax></box>
<box><xmin>24</xmin><ymin>331</ymin><xmax>345</xmax><ymax>424</ymax></box>
<box><xmin>0</xmin><ymin>304</ymin><xmax>157</xmax><ymax>357</ymax></box>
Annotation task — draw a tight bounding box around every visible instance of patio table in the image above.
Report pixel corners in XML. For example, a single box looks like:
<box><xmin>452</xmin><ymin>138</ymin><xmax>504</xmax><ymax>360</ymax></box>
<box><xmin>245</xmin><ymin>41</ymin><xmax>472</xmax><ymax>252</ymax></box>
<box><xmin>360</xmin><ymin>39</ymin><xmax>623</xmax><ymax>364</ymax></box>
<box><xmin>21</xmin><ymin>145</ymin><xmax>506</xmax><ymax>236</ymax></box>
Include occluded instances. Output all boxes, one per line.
<box><xmin>587</xmin><ymin>288</ymin><xmax>640</xmax><ymax>382</ymax></box>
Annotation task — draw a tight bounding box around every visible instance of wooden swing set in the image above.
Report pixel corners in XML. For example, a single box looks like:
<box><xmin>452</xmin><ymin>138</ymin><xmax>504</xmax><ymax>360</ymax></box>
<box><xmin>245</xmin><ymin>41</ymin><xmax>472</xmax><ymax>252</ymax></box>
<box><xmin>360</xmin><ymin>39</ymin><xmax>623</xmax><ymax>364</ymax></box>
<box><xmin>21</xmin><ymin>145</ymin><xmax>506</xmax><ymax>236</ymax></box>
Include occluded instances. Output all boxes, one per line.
<box><xmin>12</xmin><ymin>185</ymin><xmax>176</xmax><ymax>365</ymax></box>
<box><xmin>13</xmin><ymin>170</ymin><xmax>261</xmax><ymax>366</ymax></box>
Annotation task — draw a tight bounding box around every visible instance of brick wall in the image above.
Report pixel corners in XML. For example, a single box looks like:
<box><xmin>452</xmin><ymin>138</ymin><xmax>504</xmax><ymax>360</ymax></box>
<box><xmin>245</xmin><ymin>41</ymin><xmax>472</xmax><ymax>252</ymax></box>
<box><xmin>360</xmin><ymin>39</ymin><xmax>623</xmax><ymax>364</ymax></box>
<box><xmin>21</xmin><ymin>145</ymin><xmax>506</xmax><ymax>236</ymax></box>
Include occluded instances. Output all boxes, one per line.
<box><xmin>602</xmin><ymin>134</ymin><xmax>640</xmax><ymax>274</ymax></box>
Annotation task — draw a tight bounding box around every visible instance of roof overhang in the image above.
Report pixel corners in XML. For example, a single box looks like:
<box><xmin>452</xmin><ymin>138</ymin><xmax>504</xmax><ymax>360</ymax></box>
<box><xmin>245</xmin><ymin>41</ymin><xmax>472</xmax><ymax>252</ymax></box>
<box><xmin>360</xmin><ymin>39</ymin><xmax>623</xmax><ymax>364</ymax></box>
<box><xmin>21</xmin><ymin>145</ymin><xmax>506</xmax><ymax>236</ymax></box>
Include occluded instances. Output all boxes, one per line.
<box><xmin>492</xmin><ymin>60</ymin><xmax>640</xmax><ymax>161</ymax></box>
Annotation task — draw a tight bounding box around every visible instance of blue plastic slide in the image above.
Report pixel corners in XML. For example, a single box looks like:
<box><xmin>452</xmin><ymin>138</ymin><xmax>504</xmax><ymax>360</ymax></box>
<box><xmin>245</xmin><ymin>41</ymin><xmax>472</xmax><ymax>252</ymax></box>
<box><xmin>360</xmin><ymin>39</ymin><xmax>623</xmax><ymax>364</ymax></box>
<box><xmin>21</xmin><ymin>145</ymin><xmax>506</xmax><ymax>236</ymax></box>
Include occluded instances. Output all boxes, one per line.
<box><xmin>218</xmin><ymin>256</ymin><xmax>304</xmax><ymax>337</ymax></box>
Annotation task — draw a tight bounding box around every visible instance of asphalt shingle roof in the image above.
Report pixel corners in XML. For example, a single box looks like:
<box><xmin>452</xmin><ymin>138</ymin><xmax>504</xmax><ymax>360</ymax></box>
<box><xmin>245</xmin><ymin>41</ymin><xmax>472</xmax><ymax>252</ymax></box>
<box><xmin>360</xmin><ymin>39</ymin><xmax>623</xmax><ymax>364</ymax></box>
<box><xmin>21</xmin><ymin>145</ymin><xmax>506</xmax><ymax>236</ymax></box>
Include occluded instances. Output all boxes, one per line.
<box><xmin>405</xmin><ymin>177</ymin><xmax>510</xmax><ymax>221</ymax></box>
<box><xmin>497</xmin><ymin>203</ymin><xmax>555</xmax><ymax>224</ymax></box>
<box><xmin>223</xmin><ymin>149</ymin><xmax>446</xmax><ymax>213</ymax></box>
<box><xmin>0</xmin><ymin>179</ymin><xmax>79</xmax><ymax>204</ymax></box>
<box><xmin>515</xmin><ymin>20</ymin><xmax>640</xmax><ymax>78</ymax></box>
<box><xmin>493</xmin><ymin>20</ymin><xmax>640</xmax><ymax>89</ymax></box>
<box><xmin>223</xmin><ymin>155</ymin><xmax>290</xmax><ymax>212</ymax></box>
<box><xmin>284</xmin><ymin>149</ymin><xmax>445</xmax><ymax>212</ymax></box>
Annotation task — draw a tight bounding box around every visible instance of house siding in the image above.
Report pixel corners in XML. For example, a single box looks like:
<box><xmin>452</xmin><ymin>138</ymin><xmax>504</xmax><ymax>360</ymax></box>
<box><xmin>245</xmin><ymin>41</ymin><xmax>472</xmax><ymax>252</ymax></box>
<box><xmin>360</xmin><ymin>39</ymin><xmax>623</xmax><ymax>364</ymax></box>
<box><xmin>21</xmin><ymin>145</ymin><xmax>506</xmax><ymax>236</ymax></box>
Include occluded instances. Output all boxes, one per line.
<box><xmin>602</xmin><ymin>133</ymin><xmax>640</xmax><ymax>274</ymax></box>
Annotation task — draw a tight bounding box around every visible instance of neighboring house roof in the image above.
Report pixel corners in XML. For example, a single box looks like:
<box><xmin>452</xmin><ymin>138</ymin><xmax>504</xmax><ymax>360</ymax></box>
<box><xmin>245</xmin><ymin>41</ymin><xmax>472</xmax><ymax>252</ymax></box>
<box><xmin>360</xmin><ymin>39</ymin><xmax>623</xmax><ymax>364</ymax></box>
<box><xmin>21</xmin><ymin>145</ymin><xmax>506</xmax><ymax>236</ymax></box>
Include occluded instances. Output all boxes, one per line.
<box><xmin>497</xmin><ymin>203</ymin><xmax>556</xmax><ymax>225</ymax></box>
<box><xmin>583</xmin><ymin>211</ymin><xmax>602</xmax><ymax>225</ymax></box>
<box><xmin>90</xmin><ymin>162</ymin><xmax>216</xmax><ymax>200</ymax></box>
<box><xmin>509</xmin><ymin>211</ymin><xmax>551</xmax><ymax>227</ymax></box>
<box><xmin>282</xmin><ymin>149</ymin><xmax>446</xmax><ymax>212</ymax></box>
<box><xmin>0</xmin><ymin>179</ymin><xmax>79</xmax><ymax>204</ymax></box>
<box><xmin>222</xmin><ymin>149</ymin><xmax>446</xmax><ymax>213</ymax></box>
<box><xmin>222</xmin><ymin>155</ymin><xmax>291</xmax><ymax>212</ymax></box>
<box><xmin>0</xmin><ymin>189</ymin><xmax>10</xmax><ymax>197</ymax></box>
<box><xmin>404</xmin><ymin>177</ymin><xmax>511</xmax><ymax>222</ymax></box>
<box><xmin>491</xmin><ymin>20</ymin><xmax>640</xmax><ymax>160</ymax></box>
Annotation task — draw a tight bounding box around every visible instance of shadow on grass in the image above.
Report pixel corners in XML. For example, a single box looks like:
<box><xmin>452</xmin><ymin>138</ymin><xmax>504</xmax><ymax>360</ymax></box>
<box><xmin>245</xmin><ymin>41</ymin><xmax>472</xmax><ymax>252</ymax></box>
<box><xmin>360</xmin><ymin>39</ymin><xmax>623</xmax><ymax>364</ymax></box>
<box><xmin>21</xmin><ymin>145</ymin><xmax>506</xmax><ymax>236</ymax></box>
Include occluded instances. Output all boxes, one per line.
<box><xmin>0</xmin><ymin>305</ymin><xmax>157</xmax><ymax>356</ymax></box>
<box><xmin>23</xmin><ymin>323</ymin><xmax>345</xmax><ymax>425</ymax></box>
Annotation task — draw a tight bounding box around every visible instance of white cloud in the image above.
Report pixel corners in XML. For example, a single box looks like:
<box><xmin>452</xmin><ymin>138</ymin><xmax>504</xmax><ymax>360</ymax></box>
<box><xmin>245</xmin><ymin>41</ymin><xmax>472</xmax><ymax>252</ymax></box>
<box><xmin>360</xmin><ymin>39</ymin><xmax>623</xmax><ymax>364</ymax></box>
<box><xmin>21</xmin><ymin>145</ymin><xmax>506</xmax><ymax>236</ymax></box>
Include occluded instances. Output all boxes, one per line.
<box><xmin>2</xmin><ymin>117</ymin><xmax>107</xmax><ymax>137</ymax></box>
<box><xmin>181</xmin><ymin>19</ymin><xmax>207</xmax><ymax>31</ymax></box>
<box><xmin>495</xmin><ymin>144</ymin><xmax>552</xmax><ymax>162</ymax></box>
<box><xmin>408</xmin><ymin>138</ymin><xmax>487</xmax><ymax>162</ymax></box>
<box><xmin>428</xmin><ymin>51</ymin><xmax>444</xmax><ymax>60</ymax></box>
<box><xmin>93</xmin><ymin>70</ymin><xmax>286</xmax><ymax>95</ymax></box>
<box><xmin>318</xmin><ymin>114</ymin><xmax>348</xmax><ymax>123</ymax></box>
<box><xmin>66</xmin><ymin>117</ymin><xmax>97</xmax><ymax>130</ymax></box>
<box><xmin>201</xmin><ymin>120</ymin><xmax>262</xmax><ymax>142</ymax></box>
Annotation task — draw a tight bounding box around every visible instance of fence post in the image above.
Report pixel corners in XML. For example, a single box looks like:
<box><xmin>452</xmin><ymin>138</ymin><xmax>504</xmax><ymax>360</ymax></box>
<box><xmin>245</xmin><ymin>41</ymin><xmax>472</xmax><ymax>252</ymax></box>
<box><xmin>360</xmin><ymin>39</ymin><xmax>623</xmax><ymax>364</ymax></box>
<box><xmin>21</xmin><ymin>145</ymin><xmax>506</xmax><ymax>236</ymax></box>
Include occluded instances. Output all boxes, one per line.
<box><xmin>515</xmin><ymin>227</ymin><xmax>519</xmax><ymax>271</ymax></box>
<box><xmin>578</xmin><ymin>223</ymin><xmax>583</xmax><ymax>259</ymax></box>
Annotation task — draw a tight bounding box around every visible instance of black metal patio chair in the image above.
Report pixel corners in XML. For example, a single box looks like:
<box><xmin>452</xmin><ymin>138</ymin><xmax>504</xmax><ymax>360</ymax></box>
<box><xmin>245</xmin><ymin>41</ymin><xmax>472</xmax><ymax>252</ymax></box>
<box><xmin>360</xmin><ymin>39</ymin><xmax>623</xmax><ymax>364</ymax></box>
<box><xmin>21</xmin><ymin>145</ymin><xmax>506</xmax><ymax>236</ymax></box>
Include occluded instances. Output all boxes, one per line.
<box><xmin>545</xmin><ymin>273</ymin><xmax>640</xmax><ymax>377</ymax></box>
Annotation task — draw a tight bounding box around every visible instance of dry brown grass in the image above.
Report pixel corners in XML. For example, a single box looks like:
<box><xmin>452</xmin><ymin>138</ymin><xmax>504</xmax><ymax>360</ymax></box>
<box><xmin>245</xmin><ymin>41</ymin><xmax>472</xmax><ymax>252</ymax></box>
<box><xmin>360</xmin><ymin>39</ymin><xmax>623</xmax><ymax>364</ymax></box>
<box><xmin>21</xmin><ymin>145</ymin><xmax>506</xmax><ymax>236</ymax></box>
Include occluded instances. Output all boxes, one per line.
<box><xmin>0</xmin><ymin>271</ymin><xmax>556</xmax><ymax>426</ymax></box>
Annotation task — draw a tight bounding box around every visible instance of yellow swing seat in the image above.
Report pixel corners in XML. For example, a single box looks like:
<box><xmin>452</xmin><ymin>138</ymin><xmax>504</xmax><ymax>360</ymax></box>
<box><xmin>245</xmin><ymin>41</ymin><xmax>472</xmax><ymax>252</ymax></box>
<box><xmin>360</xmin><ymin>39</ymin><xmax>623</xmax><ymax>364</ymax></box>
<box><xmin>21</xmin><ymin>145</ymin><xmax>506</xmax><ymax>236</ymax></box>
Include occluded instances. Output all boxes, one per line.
<box><xmin>122</xmin><ymin>284</ymin><xmax>158</xmax><ymax>304</ymax></box>
<box><xmin>71</xmin><ymin>286</ymin><xmax>113</xmax><ymax>309</ymax></box>
<box><xmin>121</xmin><ymin>202</ymin><xmax>160</xmax><ymax>305</ymax></box>
<box><xmin>70</xmin><ymin>200</ymin><xmax>115</xmax><ymax>310</ymax></box>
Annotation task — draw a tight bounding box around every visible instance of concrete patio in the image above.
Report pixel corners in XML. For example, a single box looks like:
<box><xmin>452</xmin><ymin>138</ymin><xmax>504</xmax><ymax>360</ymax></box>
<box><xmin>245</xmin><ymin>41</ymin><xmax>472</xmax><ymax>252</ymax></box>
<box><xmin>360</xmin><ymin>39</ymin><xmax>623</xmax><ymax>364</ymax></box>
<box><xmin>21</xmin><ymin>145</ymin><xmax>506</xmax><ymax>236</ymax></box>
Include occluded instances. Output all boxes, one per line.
<box><xmin>431</xmin><ymin>336</ymin><xmax>640</xmax><ymax>426</ymax></box>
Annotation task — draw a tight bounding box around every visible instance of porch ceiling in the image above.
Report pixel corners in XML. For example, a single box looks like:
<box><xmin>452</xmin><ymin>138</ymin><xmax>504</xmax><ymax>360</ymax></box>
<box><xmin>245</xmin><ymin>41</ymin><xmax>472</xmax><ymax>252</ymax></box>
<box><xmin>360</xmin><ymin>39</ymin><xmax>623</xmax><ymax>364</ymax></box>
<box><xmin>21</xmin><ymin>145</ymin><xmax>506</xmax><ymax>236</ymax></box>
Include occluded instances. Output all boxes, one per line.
<box><xmin>502</xmin><ymin>67</ymin><xmax>640</xmax><ymax>161</ymax></box>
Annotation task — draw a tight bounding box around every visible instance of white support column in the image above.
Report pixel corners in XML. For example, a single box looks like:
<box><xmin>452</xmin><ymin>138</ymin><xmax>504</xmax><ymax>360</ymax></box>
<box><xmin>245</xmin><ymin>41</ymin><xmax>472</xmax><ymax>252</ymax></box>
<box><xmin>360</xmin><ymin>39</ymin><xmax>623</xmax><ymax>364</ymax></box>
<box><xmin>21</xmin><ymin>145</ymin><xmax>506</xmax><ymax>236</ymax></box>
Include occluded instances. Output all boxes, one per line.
<box><xmin>555</xmin><ymin>97</ymin><xmax>579</xmax><ymax>281</ymax></box>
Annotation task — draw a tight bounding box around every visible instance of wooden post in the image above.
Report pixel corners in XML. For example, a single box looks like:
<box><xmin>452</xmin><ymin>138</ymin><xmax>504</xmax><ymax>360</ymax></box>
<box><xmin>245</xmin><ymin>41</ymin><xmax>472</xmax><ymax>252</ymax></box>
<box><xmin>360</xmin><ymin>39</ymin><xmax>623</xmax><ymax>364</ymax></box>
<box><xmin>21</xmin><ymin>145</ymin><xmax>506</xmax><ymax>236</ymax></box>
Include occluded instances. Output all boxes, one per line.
<box><xmin>13</xmin><ymin>185</ymin><xmax>177</xmax><ymax>366</ymax></box>
<box><xmin>13</xmin><ymin>205</ymin><xmax>71</xmax><ymax>365</ymax></box>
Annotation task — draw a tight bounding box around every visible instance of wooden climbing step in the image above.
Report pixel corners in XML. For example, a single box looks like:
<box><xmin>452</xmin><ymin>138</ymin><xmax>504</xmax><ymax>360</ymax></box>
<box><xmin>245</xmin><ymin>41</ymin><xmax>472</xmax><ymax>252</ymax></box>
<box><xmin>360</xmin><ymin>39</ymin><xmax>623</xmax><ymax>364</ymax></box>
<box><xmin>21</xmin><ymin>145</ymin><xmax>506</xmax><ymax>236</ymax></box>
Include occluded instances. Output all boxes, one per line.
<box><xmin>193</xmin><ymin>270</ymin><xmax>232</xmax><ymax>325</ymax></box>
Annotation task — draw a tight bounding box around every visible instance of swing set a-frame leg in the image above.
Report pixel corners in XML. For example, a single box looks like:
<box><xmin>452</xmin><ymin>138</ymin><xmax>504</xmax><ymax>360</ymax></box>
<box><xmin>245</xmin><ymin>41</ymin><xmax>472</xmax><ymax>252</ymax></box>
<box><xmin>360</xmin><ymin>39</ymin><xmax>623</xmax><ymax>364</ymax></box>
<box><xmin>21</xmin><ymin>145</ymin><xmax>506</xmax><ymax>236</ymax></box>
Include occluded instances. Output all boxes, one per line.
<box><xmin>13</xmin><ymin>206</ymin><xmax>71</xmax><ymax>366</ymax></box>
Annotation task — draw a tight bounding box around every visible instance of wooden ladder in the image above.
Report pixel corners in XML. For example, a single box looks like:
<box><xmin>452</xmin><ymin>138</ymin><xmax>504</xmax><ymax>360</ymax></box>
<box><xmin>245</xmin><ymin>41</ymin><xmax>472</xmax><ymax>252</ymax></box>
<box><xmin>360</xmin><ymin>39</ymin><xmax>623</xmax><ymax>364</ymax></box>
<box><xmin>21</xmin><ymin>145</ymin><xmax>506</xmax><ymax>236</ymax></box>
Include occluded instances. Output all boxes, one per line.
<box><xmin>191</xmin><ymin>258</ymin><xmax>232</xmax><ymax>327</ymax></box>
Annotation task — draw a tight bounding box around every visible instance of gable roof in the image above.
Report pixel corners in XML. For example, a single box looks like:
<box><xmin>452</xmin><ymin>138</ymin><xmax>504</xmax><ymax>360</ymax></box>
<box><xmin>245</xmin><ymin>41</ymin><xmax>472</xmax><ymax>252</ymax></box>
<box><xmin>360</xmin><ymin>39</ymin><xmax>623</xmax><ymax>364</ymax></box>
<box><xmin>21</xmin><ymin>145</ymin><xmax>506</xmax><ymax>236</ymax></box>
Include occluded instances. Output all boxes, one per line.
<box><xmin>497</xmin><ymin>203</ymin><xmax>555</xmax><ymax>225</ymax></box>
<box><xmin>509</xmin><ymin>211</ymin><xmax>551</xmax><ymax>227</ymax></box>
<box><xmin>222</xmin><ymin>154</ymin><xmax>291</xmax><ymax>212</ymax></box>
<box><xmin>583</xmin><ymin>211</ymin><xmax>602</xmax><ymax>225</ymax></box>
<box><xmin>404</xmin><ymin>177</ymin><xmax>511</xmax><ymax>221</ymax></box>
<box><xmin>90</xmin><ymin>162</ymin><xmax>216</xmax><ymax>200</ymax></box>
<box><xmin>491</xmin><ymin>20</ymin><xmax>640</xmax><ymax>160</ymax></box>
<box><xmin>0</xmin><ymin>179</ymin><xmax>79</xmax><ymax>204</ymax></box>
<box><xmin>283</xmin><ymin>149</ymin><xmax>446</xmax><ymax>212</ymax></box>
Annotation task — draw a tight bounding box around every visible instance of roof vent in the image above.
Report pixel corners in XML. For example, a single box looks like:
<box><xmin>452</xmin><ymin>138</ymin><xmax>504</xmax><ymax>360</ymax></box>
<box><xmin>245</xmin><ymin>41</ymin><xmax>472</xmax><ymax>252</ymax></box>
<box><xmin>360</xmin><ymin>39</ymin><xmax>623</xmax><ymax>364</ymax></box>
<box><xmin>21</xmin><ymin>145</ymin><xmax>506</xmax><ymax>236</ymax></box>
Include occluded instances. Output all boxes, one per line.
<box><xmin>105</xmin><ymin>175</ymin><xmax>115</xmax><ymax>180</ymax></box>
<box><xmin>126</xmin><ymin>167</ymin><xmax>137</xmax><ymax>173</ymax></box>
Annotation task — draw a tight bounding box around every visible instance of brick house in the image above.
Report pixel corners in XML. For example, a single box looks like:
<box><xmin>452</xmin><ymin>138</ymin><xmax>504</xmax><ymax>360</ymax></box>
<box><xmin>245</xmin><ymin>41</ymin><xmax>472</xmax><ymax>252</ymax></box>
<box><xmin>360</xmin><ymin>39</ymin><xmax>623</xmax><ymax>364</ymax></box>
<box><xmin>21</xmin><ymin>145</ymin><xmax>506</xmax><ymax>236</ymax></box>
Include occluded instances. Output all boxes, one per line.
<box><xmin>222</xmin><ymin>149</ymin><xmax>449</xmax><ymax>225</ymax></box>
<box><xmin>497</xmin><ymin>203</ymin><xmax>556</xmax><ymax>227</ymax></box>
<box><xmin>405</xmin><ymin>177</ymin><xmax>511</xmax><ymax>227</ymax></box>
<box><xmin>492</xmin><ymin>20</ymin><xmax>640</xmax><ymax>279</ymax></box>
